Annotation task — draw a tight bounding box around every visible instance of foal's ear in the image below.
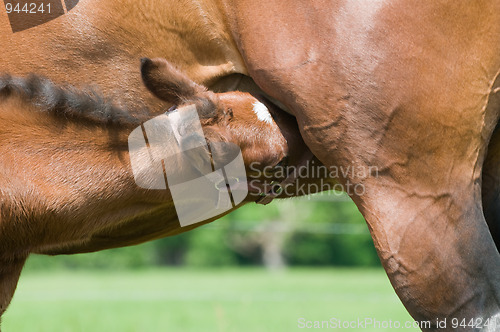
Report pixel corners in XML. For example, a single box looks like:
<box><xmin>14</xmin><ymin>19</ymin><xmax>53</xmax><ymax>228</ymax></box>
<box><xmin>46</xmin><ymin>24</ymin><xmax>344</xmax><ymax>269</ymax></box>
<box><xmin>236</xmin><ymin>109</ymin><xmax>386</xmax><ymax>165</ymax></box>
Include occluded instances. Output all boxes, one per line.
<box><xmin>141</xmin><ymin>57</ymin><xmax>206</xmax><ymax>103</ymax></box>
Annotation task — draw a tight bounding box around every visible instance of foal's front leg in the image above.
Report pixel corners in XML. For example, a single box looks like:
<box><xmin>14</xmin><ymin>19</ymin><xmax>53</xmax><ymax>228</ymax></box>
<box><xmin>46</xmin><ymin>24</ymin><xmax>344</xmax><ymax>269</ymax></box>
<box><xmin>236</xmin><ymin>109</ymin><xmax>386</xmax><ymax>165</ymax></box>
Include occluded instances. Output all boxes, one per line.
<box><xmin>0</xmin><ymin>253</ymin><xmax>27</xmax><ymax>328</ymax></box>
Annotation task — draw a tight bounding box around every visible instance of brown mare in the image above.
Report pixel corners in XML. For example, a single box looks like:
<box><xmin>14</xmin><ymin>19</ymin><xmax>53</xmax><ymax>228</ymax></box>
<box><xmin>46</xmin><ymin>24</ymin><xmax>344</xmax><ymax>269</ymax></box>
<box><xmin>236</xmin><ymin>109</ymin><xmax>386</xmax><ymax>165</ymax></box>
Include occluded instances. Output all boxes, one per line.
<box><xmin>2</xmin><ymin>0</ymin><xmax>500</xmax><ymax>330</ymax></box>
<box><xmin>0</xmin><ymin>57</ymin><xmax>326</xmax><ymax>322</ymax></box>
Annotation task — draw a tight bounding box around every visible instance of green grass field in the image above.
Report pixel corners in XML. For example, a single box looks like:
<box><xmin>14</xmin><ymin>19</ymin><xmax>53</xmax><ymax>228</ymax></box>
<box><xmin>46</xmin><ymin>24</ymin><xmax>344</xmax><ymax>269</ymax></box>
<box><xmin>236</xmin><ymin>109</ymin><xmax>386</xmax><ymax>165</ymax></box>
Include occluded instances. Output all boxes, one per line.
<box><xmin>3</xmin><ymin>268</ymin><xmax>418</xmax><ymax>332</ymax></box>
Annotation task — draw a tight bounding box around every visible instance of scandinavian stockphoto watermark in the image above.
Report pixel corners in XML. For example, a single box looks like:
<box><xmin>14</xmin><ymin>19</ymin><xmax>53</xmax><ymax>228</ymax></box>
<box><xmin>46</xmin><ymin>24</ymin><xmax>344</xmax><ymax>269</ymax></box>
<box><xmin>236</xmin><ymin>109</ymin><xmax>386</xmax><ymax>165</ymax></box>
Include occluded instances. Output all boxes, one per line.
<box><xmin>128</xmin><ymin>105</ymin><xmax>248</xmax><ymax>228</ymax></box>
<box><xmin>249</xmin><ymin>161</ymin><xmax>379</xmax><ymax>198</ymax></box>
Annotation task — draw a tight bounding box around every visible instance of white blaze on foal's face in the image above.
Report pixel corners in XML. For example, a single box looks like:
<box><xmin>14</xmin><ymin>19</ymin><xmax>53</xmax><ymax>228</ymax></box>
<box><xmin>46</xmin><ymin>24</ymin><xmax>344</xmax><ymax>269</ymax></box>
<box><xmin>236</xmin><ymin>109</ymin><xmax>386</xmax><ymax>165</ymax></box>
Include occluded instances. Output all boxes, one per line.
<box><xmin>252</xmin><ymin>101</ymin><xmax>274</xmax><ymax>125</ymax></box>
<box><xmin>214</xmin><ymin>92</ymin><xmax>288</xmax><ymax>167</ymax></box>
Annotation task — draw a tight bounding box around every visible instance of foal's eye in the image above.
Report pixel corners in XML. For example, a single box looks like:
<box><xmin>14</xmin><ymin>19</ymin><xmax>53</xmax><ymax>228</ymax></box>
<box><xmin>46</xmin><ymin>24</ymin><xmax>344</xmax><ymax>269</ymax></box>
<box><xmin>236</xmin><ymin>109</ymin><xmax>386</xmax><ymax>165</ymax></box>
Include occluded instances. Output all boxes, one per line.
<box><xmin>275</xmin><ymin>157</ymin><xmax>289</xmax><ymax>169</ymax></box>
<box><xmin>167</xmin><ymin>105</ymin><xmax>177</xmax><ymax>113</ymax></box>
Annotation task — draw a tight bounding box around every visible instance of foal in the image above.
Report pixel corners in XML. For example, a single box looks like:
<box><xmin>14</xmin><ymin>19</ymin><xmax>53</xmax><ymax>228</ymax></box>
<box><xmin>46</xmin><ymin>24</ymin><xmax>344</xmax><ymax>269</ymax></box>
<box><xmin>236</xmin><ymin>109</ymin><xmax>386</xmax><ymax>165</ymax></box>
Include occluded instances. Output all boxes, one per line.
<box><xmin>0</xmin><ymin>59</ymin><xmax>324</xmax><ymax>320</ymax></box>
<box><xmin>139</xmin><ymin>57</ymin><xmax>317</xmax><ymax>201</ymax></box>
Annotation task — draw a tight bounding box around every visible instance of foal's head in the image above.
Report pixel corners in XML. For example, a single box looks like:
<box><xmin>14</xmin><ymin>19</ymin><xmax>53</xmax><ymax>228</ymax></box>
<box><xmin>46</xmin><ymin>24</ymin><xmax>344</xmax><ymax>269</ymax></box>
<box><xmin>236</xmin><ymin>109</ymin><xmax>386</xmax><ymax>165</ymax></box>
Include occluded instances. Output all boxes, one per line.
<box><xmin>140</xmin><ymin>57</ymin><xmax>312</xmax><ymax>201</ymax></box>
<box><xmin>141</xmin><ymin>57</ymin><xmax>288</xmax><ymax>168</ymax></box>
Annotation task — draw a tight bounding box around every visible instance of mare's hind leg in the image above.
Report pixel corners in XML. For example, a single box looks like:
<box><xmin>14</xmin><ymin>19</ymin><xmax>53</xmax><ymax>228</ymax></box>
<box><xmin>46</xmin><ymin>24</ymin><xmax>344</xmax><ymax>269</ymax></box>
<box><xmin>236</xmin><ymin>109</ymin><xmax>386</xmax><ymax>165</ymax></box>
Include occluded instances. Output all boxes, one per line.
<box><xmin>0</xmin><ymin>253</ymin><xmax>27</xmax><ymax>327</ymax></box>
<box><xmin>482</xmin><ymin>124</ymin><xmax>500</xmax><ymax>249</ymax></box>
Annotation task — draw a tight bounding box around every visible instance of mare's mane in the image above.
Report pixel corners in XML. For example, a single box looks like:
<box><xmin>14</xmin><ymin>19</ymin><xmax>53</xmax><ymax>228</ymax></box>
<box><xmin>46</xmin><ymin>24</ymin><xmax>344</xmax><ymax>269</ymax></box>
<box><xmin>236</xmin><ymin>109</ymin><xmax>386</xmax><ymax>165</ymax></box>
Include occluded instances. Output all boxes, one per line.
<box><xmin>0</xmin><ymin>74</ymin><xmax>142</xmax><ymax>127</ymax></box>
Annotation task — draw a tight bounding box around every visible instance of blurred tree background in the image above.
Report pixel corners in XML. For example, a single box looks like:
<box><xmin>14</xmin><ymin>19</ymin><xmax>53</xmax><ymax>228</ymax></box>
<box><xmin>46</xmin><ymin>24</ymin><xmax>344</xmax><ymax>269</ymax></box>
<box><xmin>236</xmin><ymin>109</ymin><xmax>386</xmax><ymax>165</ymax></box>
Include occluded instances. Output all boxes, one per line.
<box><xmin>25</xmin><ymin>191</ymin><xmax>380</xmax><ymax>271</ymax></box>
